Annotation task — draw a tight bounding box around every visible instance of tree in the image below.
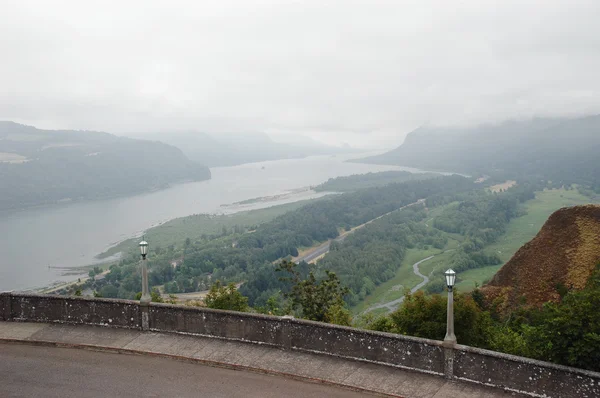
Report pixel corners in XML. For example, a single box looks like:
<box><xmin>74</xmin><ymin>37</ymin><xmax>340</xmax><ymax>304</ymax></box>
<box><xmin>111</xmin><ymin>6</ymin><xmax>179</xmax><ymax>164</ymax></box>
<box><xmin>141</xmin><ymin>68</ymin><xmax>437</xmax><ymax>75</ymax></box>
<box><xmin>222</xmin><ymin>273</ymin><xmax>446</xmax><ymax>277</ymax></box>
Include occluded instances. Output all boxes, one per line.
<box><xmin>522</xmin><ymin>265</ymin><xmax>600</xmax><ymax>370</ymax></box>
<box><xmin>368</xmin><ymin>290</ymin><xmax>493</xmax><ymax>347</ymax></box>
<box><xmin>204</xmin><ymin>281</ymin><xmax>249</xmax><ymax>312</ymax></box>
<box><xmin>277</xmin><ymin>260</ymin><xmax>351</xmax><ymax>325</ymax></box>
<box><xmin>100</xmin><ymin>284</ymin><xmax>119</xmax><ymax>298</ymax></box>
<box><xmin>134</xmin><ymin>288</ymin><xmax>164</xmax><ymax>303</ymax></box>
<box><xmin>255</xmin><ymin>294</ymin><xmax>285</xmax><ymax>316</ymax></box>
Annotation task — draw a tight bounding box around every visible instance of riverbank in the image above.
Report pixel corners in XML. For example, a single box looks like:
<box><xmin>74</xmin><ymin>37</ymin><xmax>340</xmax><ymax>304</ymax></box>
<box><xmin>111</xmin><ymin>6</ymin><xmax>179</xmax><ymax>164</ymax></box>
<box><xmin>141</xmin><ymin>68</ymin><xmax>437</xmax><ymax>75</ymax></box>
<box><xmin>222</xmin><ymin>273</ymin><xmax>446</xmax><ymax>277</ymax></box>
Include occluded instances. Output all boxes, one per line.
<box><xmin>1</xmin><ymin>153</ymin><xmax>412</xmax><ymax>292</ymax></box>
<box><xmin>96</xmin><ymin>196</ymin><xmax>329</xmax><ymax>261</ymax></box>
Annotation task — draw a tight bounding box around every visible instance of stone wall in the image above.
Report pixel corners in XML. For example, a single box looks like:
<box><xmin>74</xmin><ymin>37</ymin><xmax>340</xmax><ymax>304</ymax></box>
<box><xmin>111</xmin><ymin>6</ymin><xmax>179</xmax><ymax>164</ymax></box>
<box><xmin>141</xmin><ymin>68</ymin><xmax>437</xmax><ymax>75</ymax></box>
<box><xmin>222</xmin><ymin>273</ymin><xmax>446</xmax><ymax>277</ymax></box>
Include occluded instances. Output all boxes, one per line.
<box><xmin>148</xmin><ymin>302</ymin><xmax>444</xmax><ymax>375</ymax></box>
<box><xmin>149</xmin><ymin>303</ymin><xmax>286</xmax><ymax>347</ymax></box>
<box><xmin>3</xmin><ymin>293</ymin><xmax>140</xmax><ymax>329</ymax></box>
<box><xmin>2</xmin><ymin>292</ymin><xmax>599</xmax><ymax>398</ymax></box>
<box><xmin>287</xmin><ymin>318</ymin><xmax>445</xmax><ymax>375</ymax></box>
<box><xmin>454</xmin><ymin>345</ymin><xmax>600</xmax><ymax>398</ymax></box>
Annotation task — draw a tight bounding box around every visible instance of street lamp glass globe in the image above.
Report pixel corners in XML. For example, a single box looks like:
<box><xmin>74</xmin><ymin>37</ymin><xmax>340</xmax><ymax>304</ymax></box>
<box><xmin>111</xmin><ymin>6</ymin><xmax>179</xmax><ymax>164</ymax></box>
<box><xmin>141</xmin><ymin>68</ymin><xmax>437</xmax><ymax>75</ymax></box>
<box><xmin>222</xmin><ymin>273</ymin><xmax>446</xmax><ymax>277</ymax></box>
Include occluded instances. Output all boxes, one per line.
<box><xmin>444</xmin><ymin>269</ymin><xmax>456</xmax><ymax>288</ymax></box>
<box><xmin>139</xmin><ymin>240</ymin><xmax>149</xmax><ymax>256</ymax></box>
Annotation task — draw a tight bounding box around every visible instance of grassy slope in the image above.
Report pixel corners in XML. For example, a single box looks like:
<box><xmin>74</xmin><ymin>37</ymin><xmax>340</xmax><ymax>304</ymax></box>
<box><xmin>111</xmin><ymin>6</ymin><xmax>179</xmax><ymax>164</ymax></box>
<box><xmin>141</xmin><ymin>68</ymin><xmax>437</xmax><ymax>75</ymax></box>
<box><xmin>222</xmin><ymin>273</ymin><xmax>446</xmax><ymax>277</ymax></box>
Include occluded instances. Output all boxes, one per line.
<box><xmin>97</xmin><ymin>200</ymin><xmax>314</xmax><ymax>259</ymax></box>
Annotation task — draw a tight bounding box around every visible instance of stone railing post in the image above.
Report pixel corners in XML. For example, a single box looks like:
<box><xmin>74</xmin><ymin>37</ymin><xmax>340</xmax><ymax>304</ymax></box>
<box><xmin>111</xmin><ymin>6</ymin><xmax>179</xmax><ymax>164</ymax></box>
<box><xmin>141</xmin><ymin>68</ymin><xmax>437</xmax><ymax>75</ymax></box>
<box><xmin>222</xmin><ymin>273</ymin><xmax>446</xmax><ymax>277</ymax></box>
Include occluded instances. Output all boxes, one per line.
<box><xmin>140</xmin><ymin>301</ymin><xmax>150</xmax><ymax>331</ymax></box>
<box><xmin>1</xmin><ymin>292</ymin><xmax>12</xmax><ymax>321</ymax></box>
<box><xmin>443</xmin><ymin>341</ymin><xmax>455</xmax><ymax>379</ymax></box>
<box><xmin>281</xmin><ymin>315</ymin><xmax>294</xmax><ymax>350</ymax></box>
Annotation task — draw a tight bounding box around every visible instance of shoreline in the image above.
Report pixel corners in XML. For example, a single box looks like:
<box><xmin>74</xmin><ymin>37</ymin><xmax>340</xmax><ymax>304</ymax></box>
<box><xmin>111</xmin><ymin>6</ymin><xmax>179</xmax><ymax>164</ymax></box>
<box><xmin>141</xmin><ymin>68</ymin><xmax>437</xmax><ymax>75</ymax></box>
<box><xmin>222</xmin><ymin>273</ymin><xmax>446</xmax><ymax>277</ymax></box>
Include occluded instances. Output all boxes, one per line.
<box><xmin>36</xmin><ymin>190</ymin><xmax>335</xmax><ymax>293</ymax></box>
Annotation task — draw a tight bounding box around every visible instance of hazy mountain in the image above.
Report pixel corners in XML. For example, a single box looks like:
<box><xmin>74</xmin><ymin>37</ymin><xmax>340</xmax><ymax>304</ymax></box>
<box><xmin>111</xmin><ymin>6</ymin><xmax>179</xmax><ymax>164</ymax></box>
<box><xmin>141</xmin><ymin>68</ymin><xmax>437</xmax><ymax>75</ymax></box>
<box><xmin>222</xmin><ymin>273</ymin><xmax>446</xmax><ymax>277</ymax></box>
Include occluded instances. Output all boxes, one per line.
<box><xmin>135</xmin><ymin>131</ymin><xmax>357</xmax><ymax>167</ymax></box>
<box><xmin>355</xmin><ymin>115</ymin><xmax>600</xmax><ymax>187</ymax></box>
<box><xmin>0</xmin><ymin>122</ymin><xmax>211</xmax><ymax>212</ymax></box>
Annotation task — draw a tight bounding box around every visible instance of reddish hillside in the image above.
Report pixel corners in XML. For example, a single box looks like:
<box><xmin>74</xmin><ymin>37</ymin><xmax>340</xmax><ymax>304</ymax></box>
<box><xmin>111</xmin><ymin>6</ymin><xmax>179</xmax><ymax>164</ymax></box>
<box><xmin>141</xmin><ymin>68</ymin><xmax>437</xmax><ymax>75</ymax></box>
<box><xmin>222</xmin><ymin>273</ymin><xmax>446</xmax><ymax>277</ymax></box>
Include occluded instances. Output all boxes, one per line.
<box><xmin>482</xmin><ymin>205</ymin><xmax>600</xmax><ymax>311</ymax></box>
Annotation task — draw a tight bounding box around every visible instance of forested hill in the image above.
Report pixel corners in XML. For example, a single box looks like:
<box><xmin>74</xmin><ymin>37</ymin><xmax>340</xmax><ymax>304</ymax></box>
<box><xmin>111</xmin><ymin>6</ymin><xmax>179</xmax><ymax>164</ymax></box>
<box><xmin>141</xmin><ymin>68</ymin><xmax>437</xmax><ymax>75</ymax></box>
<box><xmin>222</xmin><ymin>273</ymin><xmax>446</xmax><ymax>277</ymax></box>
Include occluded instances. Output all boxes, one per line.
<box><xmin>314</xmin><ymin>171</ymin><xmax>436</xmax><ymax>192</ymax></box>
<box><xmin>356</xmin><ymin>115</ymin><xmax>600</xmax><ymax>190</ymax></box>
<box><xmin>0</xmin><ymin>121</ymin><xmax>211</xmax><ymax>211</ymax></box>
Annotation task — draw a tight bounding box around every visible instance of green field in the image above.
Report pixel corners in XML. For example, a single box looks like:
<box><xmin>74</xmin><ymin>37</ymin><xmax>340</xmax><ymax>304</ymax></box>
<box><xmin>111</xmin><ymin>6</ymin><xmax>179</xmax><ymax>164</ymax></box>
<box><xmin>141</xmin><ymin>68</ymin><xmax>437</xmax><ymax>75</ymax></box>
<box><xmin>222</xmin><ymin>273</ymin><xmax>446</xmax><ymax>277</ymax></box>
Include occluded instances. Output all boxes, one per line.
<box><xmin>97</xmin><ymin>200</ymin><xmax>315</xmax><ymax>259</ymax></box>
<box><xmin>454</xmin><ymin>265</ymin><xmax>503</xmax><ymax>291</ymax></box>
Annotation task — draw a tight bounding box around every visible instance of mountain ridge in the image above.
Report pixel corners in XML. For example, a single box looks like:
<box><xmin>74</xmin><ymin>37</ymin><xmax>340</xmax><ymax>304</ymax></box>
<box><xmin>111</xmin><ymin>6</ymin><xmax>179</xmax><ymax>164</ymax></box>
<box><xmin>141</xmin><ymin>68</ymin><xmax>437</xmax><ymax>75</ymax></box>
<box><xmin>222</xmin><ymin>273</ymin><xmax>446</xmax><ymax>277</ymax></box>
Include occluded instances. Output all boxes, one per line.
<box><xmin>0</xmin><ymin>121</ymin><xmax>211</xmax><ymax>212</ymax></box>
<box><xmin>354</xmin><ymin>115</ymin><xmax>600</xmax><ymax>188</ymax></box>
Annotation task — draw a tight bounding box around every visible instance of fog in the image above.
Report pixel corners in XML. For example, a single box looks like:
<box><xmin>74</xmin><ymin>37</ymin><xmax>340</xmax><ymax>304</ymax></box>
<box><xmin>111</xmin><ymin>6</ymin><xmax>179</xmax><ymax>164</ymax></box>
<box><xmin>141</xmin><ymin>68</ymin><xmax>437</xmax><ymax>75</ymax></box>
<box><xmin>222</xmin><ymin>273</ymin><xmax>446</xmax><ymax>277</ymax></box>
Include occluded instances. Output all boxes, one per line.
<box><xmin>1</xmin><ymin>0</ymin><xmax>600</xmax><ymax>148</ymax></box>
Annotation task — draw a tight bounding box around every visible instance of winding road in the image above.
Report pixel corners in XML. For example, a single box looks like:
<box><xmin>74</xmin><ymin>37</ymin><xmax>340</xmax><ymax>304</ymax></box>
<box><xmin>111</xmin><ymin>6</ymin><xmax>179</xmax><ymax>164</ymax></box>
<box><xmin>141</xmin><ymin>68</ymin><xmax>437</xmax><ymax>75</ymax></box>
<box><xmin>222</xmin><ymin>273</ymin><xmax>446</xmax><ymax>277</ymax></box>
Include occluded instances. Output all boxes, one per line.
<box><xmin>366</xmin><ymin>255</ymin><xmax>435</xmax><ymax>313</ymax></box>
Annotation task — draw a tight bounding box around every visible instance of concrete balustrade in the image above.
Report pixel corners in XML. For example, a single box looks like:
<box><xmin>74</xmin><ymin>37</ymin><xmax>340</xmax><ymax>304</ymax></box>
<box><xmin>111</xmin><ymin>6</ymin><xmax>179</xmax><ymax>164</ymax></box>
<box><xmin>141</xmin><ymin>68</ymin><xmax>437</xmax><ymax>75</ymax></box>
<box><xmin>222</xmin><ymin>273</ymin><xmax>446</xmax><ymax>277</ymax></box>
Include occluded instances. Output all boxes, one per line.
<box><xmin>1</xmin><ymin>292</ymin><xmax>598</xmax><ymax>398</ymax></box>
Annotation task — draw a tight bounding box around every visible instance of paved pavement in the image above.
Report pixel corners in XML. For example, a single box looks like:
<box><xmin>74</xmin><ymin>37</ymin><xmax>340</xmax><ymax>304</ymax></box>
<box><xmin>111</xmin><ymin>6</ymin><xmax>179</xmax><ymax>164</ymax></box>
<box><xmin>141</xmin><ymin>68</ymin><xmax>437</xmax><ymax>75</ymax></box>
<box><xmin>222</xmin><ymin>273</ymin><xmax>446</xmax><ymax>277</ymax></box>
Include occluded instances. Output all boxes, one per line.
<box><xmin>0</xmin><ymin>322</ymin><xmax>526</xmax><ymax>398</ymax></box>
<box><xmin>0</xmin><ymin>344</ymin><xmax>369</xmax><ymax>398</ymax></box>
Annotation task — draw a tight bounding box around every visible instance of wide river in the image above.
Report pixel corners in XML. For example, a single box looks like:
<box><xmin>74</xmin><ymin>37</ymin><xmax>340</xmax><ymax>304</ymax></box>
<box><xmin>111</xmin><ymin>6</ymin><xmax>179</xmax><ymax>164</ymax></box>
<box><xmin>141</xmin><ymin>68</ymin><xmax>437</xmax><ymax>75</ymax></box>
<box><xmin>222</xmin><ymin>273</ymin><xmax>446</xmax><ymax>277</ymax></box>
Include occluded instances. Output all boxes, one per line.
<box><xmin>0</xmin><ymin>153</ymin><xmax>432</xmax><ymax>291</ymax></box>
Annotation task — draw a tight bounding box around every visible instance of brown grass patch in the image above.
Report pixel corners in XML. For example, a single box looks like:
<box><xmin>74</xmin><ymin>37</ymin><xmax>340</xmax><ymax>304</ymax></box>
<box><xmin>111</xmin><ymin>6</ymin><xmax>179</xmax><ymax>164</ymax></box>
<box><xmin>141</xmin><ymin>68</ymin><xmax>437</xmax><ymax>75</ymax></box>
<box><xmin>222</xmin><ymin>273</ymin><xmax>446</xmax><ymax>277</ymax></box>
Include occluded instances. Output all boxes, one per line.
<box><xmin>482</xmin><ymin>205</ymin><xmax>600</xmax><ymax>312</ymax></box>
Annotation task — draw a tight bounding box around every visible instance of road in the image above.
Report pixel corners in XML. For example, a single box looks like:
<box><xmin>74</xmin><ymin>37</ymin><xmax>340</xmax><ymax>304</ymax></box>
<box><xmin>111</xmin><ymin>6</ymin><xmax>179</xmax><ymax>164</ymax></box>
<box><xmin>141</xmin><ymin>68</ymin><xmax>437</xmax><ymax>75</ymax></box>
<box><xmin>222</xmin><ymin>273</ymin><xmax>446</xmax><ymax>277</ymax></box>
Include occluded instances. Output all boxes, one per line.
<box><xmin>295</xmin><ymin>199</ymin><xmax>426</xmax><ymax>264</ymax></box>
<box><xmin>364</xmin><ymin>248</ymin><xmax>457</xmax><ymax>314</ymax></box>
<box><xmin>365</xmin><ymin>255</ymin><xmax>435</xmax><ymax>313</ymax></box>
<box><xmin>0</xmin><ymin>344</ymin><xmax>372</xmax><ymax>398</ymax></box>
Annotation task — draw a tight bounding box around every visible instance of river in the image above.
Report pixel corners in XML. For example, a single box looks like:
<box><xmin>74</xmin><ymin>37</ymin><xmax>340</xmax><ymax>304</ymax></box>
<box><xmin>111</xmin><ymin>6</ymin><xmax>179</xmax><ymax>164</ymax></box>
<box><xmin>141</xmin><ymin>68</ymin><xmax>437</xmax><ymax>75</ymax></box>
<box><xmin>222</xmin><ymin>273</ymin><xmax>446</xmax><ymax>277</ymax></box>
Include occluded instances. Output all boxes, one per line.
<box><xmin>0</xmin><ymin>153</ymin><xmax>436</xmax><ymax>291</ymax></box>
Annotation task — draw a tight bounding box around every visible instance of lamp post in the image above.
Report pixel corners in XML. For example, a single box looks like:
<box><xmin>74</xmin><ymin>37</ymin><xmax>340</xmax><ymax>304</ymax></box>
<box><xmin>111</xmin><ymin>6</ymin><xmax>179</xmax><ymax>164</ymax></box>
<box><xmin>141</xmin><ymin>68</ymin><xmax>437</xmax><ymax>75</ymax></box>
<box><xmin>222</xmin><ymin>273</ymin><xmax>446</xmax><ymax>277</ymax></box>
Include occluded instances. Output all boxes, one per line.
<box><xmin>139</xmin><ymin>240</ymin><xmax>151</xmax><ymax>304</ymax></box>
<box><xmin>444</xmin><ymin>269</ymin><xmax>457</xmax><ymax>345</ymax></box>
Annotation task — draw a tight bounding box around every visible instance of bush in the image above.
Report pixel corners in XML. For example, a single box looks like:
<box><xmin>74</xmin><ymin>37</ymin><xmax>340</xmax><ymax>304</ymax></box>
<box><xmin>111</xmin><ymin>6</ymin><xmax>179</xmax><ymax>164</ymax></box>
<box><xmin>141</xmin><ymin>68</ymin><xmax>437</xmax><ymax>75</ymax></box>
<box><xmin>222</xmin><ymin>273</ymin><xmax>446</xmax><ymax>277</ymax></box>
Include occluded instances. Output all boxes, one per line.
<box><xmin>204</xmin><ymin>281</ymin><xmax>249</xmax><ymax>312</ymax></box>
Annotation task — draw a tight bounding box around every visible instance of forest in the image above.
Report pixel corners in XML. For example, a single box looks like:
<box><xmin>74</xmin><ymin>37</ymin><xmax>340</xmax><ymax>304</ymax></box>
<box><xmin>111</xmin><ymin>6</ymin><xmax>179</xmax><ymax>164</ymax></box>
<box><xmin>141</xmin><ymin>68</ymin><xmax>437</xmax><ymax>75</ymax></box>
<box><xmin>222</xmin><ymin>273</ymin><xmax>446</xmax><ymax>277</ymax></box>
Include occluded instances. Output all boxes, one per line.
<box><xmin>83</xmin><ymin>174</ymin><xmax>539</xmax><ymax>312</ymax></box>
<box><xmin>81</xmin><ymin>175</ymin><xmax>475</xmax><ymax>301</ymax></box>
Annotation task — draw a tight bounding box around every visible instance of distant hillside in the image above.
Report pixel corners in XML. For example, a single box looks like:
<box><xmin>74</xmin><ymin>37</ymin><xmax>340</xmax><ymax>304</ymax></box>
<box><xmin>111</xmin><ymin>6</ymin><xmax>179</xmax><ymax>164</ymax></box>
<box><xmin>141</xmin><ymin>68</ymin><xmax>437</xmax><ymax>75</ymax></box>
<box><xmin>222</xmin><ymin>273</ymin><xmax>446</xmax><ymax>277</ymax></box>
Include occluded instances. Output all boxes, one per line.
<box><xmin>482</xmin><ymin>205</ymin><xmax>600</xmax><ymax>311</ymax></box>
<box><xmin>356</xmin><ymin>115</ymin><xmax>600</xmax><ymax>189</ymax></box>
<box><xmin>0</xmin><ymin>122</ymin><xmax>211</xmax><ymax>211</ymax></box>
<box><xmin>135</xmin><ymin>131</ymin><xmax>356</xmax><ymax>167</ymax></box>
<box><xmin>314</xmin><ymin>171</ymin><xmax>436</xmax><ymax>192</ymax></box>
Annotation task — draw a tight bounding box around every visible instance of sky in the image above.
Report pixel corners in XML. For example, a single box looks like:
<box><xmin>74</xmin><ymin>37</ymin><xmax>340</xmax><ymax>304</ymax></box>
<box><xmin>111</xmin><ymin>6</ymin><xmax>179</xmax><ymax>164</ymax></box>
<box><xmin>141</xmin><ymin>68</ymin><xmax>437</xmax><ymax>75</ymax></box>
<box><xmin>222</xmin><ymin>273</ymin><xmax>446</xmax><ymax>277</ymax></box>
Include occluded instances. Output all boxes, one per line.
<box><xmin>1</xmin><ymin>0</ymin><xmax>600</xmax><ymax>149</ymax></box>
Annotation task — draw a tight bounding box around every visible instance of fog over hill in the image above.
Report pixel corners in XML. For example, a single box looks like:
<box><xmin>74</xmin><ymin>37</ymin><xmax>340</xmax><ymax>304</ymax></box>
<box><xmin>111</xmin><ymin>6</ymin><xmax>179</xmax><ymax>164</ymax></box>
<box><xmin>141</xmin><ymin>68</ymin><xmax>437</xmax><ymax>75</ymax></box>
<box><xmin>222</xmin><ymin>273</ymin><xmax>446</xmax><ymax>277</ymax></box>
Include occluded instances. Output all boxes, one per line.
<box><xmin>0</xmin><ymin>122</ymin><xmax>211</xmax><ymax>212</ymax></box>
<box><xmin>131</xmin><ymin>131</ymin><xmax>357</xmax><ymax>167</ymax></box>
<box><xmin>356</xmin><ymin>115</ymin><xmax>600</xmax><ymax>189</ymax></box>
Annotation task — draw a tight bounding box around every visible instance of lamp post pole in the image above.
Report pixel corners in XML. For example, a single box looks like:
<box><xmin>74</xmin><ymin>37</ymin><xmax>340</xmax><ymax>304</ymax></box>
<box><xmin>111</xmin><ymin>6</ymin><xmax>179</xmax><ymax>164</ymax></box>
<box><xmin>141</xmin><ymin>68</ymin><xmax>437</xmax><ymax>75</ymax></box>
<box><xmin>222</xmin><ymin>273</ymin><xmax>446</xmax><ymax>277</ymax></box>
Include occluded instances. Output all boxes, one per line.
<box><xmin>139</xmin><ymin>240</ymin><xmax>151</xmax><ymax>304</ymax></box>
<box><xmin>444</xmin><ymin>269</ymin><xmax>457</xmax><ymax>345</ymax></box>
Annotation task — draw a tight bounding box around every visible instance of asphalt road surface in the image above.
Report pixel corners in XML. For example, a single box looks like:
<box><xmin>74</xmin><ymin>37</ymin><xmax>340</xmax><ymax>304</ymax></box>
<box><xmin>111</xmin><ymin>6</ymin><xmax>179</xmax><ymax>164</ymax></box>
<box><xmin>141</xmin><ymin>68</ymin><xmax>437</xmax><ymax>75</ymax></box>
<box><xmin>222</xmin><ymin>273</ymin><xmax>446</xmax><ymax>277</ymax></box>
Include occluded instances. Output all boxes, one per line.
<box><xmin>0</xmin><ymin>344</ymin><xmax>373</xmax><ymax>398</ymax></box>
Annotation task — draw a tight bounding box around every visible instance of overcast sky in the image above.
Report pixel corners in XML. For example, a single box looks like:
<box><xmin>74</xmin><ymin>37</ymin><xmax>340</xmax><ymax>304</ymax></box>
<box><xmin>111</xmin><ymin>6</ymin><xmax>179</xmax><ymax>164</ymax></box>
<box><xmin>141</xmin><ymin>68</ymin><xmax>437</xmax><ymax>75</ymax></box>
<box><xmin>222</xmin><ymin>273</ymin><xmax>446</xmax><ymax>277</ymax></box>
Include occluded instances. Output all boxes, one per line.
<box><xmin>1</xmin><ymin>0</ymin><xmax>599</xmax><ymax>148</ymax></box>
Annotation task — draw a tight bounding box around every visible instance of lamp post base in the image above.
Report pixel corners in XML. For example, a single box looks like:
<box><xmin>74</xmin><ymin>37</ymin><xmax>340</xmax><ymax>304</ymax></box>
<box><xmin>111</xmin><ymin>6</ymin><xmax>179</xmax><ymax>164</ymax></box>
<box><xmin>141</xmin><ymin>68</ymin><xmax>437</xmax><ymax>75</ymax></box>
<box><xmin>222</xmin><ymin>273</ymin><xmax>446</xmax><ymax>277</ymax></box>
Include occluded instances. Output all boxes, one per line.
<box><xmin>443</xmin><ymin>334</ymin><xmax>457</xmax><ymax>347</ymax></box>
<box><xmin>140</xmin><ymin>295</ymin><xmax>151</xmax><ymax>305</ymax></box>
